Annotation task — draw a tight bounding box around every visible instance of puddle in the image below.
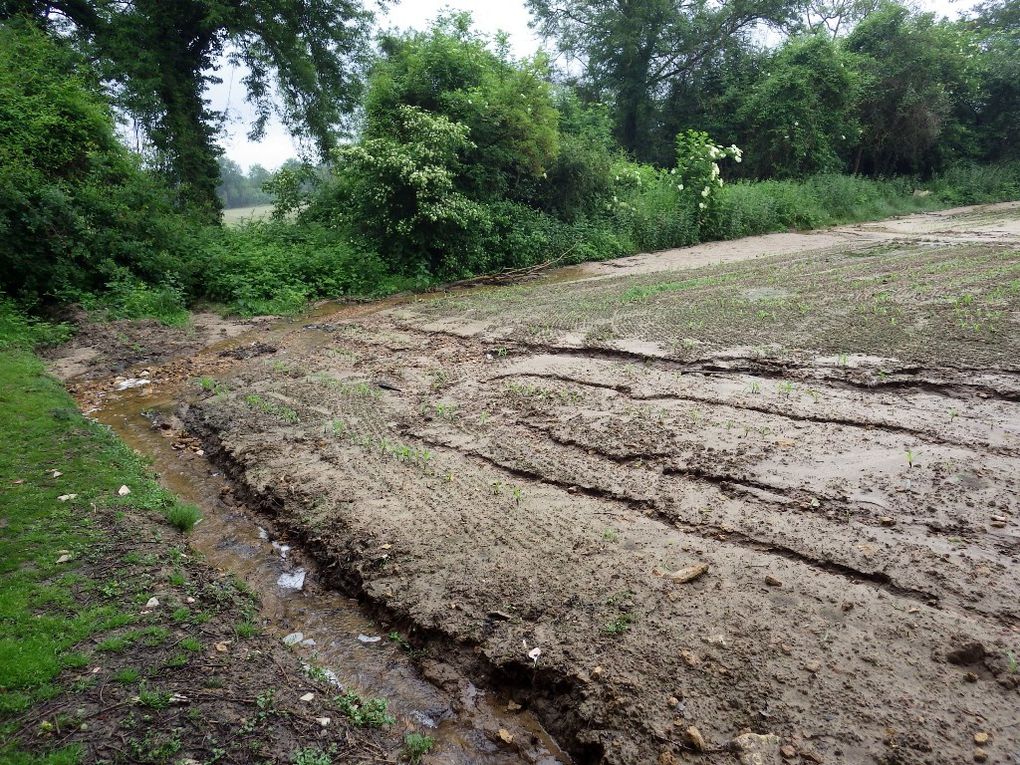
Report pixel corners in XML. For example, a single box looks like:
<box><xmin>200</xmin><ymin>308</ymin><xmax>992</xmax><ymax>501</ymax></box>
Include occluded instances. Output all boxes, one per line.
<box><xmin>90</xmin><ymin>311</ymin><xmax>571</xmax><ymax>765</ymax></box>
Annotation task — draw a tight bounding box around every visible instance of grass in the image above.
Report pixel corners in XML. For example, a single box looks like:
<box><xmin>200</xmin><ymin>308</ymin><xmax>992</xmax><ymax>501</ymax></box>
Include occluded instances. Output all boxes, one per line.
<box><xmin>0</xmin><ymin>345</ymin><xmax>202</xmax><ymax>761</ymax></box>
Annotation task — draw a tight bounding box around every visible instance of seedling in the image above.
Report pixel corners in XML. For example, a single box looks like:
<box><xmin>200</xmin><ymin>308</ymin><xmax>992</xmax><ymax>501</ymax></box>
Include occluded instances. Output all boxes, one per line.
<box><xmin>403</xmin><ymin>732</ymin><xmax>436</xmax><ymax>763</ymax></box>
<box><xmin>603</xmin><ymin>614</ymin><xmax>633</xmax><ymax>635</ymax></box>
<box><xmin>335</xmin><ymin>691</ymin><xmax>395</xmax><ymax>727</ymax></box>
<box><xmin>905</xmin><ymin>450</ymin><xmax>915</xmax><ymax>468</ymax></box>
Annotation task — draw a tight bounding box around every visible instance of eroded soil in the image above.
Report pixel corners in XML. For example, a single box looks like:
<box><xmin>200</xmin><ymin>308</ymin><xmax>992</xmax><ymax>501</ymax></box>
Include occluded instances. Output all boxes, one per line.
<box><xmin>69</xmin><ymin>202</ymin><xmax>1020</xmax><ymax>765</ymax></box>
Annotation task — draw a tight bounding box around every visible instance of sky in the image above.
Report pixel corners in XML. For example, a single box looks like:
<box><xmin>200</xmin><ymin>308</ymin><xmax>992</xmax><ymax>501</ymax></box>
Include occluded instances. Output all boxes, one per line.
<box><xmin>208</xmin><ymin>0</ymin><xmax>976</xmax><ymax>172</ymax></box>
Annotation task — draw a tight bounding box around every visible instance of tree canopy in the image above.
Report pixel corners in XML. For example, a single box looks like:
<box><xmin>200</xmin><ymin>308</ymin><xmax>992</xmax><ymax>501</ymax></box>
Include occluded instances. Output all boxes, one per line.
<box><xmin>0</xmin><ymin>0</ymin><xmax>373</xmax><ymax>219</ymax></box>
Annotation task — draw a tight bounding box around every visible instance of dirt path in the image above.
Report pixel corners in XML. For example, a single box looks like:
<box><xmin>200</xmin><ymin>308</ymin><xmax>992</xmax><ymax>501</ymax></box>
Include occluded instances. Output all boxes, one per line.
<box><xmin>65</xmin><ymin>202</ymin><xmax>1020</xmax><ymax>765</ymax></box>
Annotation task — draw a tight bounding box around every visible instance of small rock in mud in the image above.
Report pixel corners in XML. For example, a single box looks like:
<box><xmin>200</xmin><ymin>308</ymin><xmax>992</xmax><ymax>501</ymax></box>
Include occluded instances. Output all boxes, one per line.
<box><xmin>497</xmin><ymin>728</ymin><xmax>514</xmax><ymax>745</ymax></box>
<box><xmin>145</xmin><ymin>597</ymin><xmax>160</xmax><ymax>608</ymax></box>
<box><xmin>665</xmin><ymin>562</ymin><xmax>709</xmax><ymax>584</ymax></box>
<box><xmin>974</xmin><ymin>732</ymin><xmax>990</xmax><ymax>745</ymax></box>
<box><xmin>974</xmin><ymin>747</ymin><xmax>988</xmax><ymax>762</ymax></box>
<box><xmin>299</xmin><ymin>692</ymin><xmax>314</xmax><ymax>702</ymax></box>
<box><xmin>765</xmin><ymin>575</ymin><xmax>783</xmax><ymax>587</ymax></box>
<box><xmin>732</xmin><ymin>732</ymin><xmax>781</xmax><ymax>765</ymax></box>
<box><xmin>115</xmin><ymin>378</ymin><xmax>151</xmax><ymax>391</ymax></box>
<box><xmin>780</xmin><ymin>745</ymin><xmax>797</xmax><ymax>759</ymax></box>
<box><xmin>218</xmin><ymin>342</ymin><xmax>277</xmax><ymax>360</ymax></box>
<box><xmin>686</xmin><ymin>726</ymin><xmax>708</xmax><ymax>752</ymax></box>
<box><xmin>357</xmin><ymin>634</ymin><xmax>382</xmax><ymax>643</ymax></box>
<box><xmin>282</xmin><ymin>632</ymin><xmax>304</xmax><ymax>646</ymax></box>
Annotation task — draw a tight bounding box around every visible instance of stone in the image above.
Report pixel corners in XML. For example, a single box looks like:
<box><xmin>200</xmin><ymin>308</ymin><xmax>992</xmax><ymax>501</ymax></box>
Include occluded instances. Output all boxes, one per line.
<box><xmin>733</xmin><ymin>732</ymin><xmax>782</xmax><ymax>765</ymax></box>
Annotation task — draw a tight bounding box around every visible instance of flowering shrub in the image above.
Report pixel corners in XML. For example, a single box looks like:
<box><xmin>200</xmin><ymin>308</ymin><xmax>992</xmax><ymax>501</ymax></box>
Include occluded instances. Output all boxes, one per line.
<box><xmin>674</xmin><ymin>130</ymin><xmax>742</xmax><ymax>220</ymax></box>
<box><xmin>331</xmin><ymin>105</ymin><xmax>488</xmax><ymax>273</ymax></box>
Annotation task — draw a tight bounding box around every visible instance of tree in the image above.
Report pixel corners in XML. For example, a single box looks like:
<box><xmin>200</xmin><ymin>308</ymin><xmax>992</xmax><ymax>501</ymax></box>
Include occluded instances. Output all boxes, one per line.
<box><xmin>0</xmin><ymin>20</ymin><xmax>192</xmax><ymax>300</ymax></box>
<box><xmin>1</xmin><ymin>0</ymin><xmax>374</xmax><ymax>220</ymax></box>
<box><xmin>796</xmin><ymin>0</ymin><xmax>881</xmax><ymax>38</ymax></box>
<box><xmin>969</xmin><ymin>0</ymin><xmax>1020</xmax><ymax>161</ymax></box>
<box><xmin>732</xmin><ymin>34</ymin><xmax>861</xmax><ymax>177</ymax></box>
<box><xmin>526</xmin><ymin>0</ymin><xmax>797</xmax><ymax>158</ymax></box>
<box><xmin>846</xmin><ymin>3</ymin><xmax>981</xmax><ymax>175</ymax></box>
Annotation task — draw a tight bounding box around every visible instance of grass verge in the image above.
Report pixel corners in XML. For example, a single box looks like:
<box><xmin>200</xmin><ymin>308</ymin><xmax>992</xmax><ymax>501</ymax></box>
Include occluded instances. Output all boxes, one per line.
<box><xmin>0</xmin><ymin>348</ymin><xmax>393</xmax><ymax>763</ymax></box>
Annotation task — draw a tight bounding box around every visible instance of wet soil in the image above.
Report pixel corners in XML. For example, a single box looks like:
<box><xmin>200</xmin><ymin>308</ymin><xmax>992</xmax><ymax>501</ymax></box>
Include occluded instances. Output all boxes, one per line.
<box><xmin>63</xmin><ymin>202</ymin><xmax>1020</xmax><ymax>765</ymax></box>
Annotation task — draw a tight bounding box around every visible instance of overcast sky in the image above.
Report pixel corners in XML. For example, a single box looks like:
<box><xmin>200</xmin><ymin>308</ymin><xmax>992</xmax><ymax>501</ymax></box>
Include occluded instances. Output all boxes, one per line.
<box><xmin>209</xmin><ymin>0</ymin><xmax>977</xmax><ymax>172</ymax></box>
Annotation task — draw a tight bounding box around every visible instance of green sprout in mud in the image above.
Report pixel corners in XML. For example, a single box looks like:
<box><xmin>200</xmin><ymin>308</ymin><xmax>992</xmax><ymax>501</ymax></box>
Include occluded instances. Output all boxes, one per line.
<box><xmin>335</xmin><ymin>691</ymin><xmax>395</xmax><ymax>728</ymax></box>
<box><xmin>948</xmin><ymin>408</ymin><xmax>959</xmax><ymax>421</ymax></box>
<box><xmin>197</xmin><ymin>376</ymin><xmax>227</xmax><ymax>395</ymax></box>
<box><xmin>905</xmin><ymin>449</ymin><xmax>915</xmax><ymax>468</ymax></box>
<box><xmin>747</xmin><ymin>382</ymin><xmax>761</xmax><ymax>395</ymax></box>
<box><xmin>778</xmin><ymin>381</ymin><xmax>795</xmax><ymax>397</ymax></box>
<box><xmin>491</xmin><ymin>480</ymin><xmax>503</xmax><ymax>496</ymax></box>
<box><xmin>495</xmin><ymin>347</ymin><xmax>509</xmax><ymax>358</ymax></box>
<box><xmin>243</xmin><ymin>394</ymin><xmax>299</xmax><ymax>424</ymax></box>
<box><xmin>327</xmin><ymin>419</ymin><xmax>347</xmax><ymax>436</ymax></box>
<box><xmin>403</xmin><ymin>732</ymin><xmax>436</xmax><ymax>763</ymax></box>
<box><xmin>603</xmin><ymin>614</ymin><xmax>633</xmax><ymax>635</ymax></box>
<box><xmin>511</xmin><ymin>486</ymin><xmax>524</xmax><ymax>506</ymax></box>
<box><xmin>429</xmin><ymin>369</ymin><xmax>451</xmax><ymax>390</ymax></box>
<box><xmin>806</xmin><ymin>387</ymin><xmax>822</xmax><ymax>404</ymax></box>
<box><xmin>603</xmin><ymin>529</ymin><xmax>619</xmax><ymax>543</ymax></box>
<box><xmin>313</xmin><ymin>374</ymin><xmax>379</xmax><ymax>398</ymax></box>
<box><xmin>1007</xmin><ymin>651</ymin><xmax>1018</xmax><ymax>674</ymax></box>
<box><xmin>433</xmin><ymin>402</ymin><xmax>457</xmax><ymax>419</ymax></box>
<box><xmin>838</xmin><ymin>353</ymin><xmax>850</xmax><ymax>367</ymax></box>
<box><xmin>478</xmin><ymin>411</ymin><xmax>491</xmax><ymax>425</ymax></box>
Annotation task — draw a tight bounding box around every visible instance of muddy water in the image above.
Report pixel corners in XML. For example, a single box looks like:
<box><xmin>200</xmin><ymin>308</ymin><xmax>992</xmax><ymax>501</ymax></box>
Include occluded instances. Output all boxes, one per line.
<box><xmin>91</xmin><ymin>306</ymin><xmax>570</xmax><ymax>765</ymax></box>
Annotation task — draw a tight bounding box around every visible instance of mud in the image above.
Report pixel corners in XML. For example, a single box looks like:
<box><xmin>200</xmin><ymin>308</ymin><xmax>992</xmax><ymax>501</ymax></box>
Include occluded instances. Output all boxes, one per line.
<box><xmin>68</xmin><ymin>202</ymin><xmax>1020</xmax><ymax>765</ymax></box>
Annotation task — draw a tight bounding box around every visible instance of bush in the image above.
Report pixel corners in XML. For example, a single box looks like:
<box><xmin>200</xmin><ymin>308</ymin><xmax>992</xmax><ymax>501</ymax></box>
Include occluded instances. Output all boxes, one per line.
<box><xmin>930</xmin><ymin>162</ymin><xmax>1020</xmax><ymax>205</ymax></box>
<box><xmin>195</xmin><ymin>222</ymin><xmax>404</xmax><ymax>315</ymax></box>
<box><xmin>0</xmin><ymin>21</ymin><xmax>197</xmax><ymax>303</ymax></box>
<box><xmin>0</xmin><ymin>299</ymin><xmax>73</xmax><ymax>350</ymax></box>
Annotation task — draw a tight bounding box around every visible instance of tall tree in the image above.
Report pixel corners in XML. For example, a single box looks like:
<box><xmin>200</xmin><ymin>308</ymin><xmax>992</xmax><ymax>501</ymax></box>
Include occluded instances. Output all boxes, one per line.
<box><xmin>526</xmin><ymin>0</ymin><xmax>797</xmax><ymax>158</ymax></box>
<box><xmin>846</xmin><ymin>3</ymin><xmax>980</xmax><ymax>175</ymax></box>
<box><xmin>1</xmin><ymin>0</ymin><xmax>374</xmax><ymax>220</ymax></box>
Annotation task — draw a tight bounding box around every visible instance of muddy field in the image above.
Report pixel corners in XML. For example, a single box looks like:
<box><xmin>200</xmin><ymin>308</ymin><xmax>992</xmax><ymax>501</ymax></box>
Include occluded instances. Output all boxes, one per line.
<box><xmin>69</xmin><ymin>203</ymin><xmax>1020</xmax><ymax>765</ymax></box>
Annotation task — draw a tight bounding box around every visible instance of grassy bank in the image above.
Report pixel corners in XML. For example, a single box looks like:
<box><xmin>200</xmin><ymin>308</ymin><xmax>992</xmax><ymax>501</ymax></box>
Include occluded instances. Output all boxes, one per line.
<box><xmin>0</xmin><ymin>331</ymin><xmax>390</xmax><ymax>763</ymax></box>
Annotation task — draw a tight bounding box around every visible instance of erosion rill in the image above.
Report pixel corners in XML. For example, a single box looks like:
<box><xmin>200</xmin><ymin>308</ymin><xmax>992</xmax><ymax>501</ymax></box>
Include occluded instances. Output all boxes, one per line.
<box><xmin>68</xmin><ymin>203</ymin><xmax>1020</xmax><ymax>765</ymax></box>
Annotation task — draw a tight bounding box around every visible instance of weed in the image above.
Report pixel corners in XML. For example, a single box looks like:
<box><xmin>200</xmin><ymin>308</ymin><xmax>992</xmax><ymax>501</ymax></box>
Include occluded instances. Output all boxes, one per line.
<box><xmin>293</xmin><ymin>747</ymin><xmax>334</xmax><ymax>765</ymax></box>
<box><xmin>905</xmin><ymin>450</ymin><xmax>915</xmax><ymax>468</ymax></box>
<box><xmin>136</xmin><ymin>684</ymin><xmax>171</xmax><ymax>709</ymax></box>
<box><xmin>334</xmin><ymin>691</ymin><xmax>395</xmax><ymax>727</ymax></box>
<box><xmin>197</xmin><ymin>376</ymin><xmax>227</xmax><ymax>395</ymax></box>
<box><xmin>243</xmin><ymin>393</ymin><xmax>300</xmax><ymax>423</ymax></box>
<box><xmin>403</xmin><ymin>732</ymin><xmax>436</xmax><ymax>763</ymax></box>
<box><xmin>114</xmin><ymin>668</ymin><xmax>141</xmax><ymax>684</ymax></box>
<box><xmin>603</xmin><ymin>614</ymin><xmax>633</xmax><ymax>635</ymax></box>
<box><xmin>235</xmin><ymin>620</ymin><xmax>258</xmax><ymax>638</ymax></box>
<box><xmin>165</xmin><ymin>502</ymin><xmax>201</xmax><ymax>532</ymax></box>
<box><xmin>602</xmin><ymin>529</ymin><xmax>619</xmax><ymax>543</ymax></box>
<box><xmin>177</xmin><ymin>637</ymin><xmax>200</xmax><ymax>655</ymax></box>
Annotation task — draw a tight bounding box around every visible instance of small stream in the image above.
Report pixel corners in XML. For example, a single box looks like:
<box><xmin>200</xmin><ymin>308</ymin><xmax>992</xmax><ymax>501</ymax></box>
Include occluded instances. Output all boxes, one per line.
<box><xmin>89</xmin><ymin>301</ymin><xmax>571</xmax><ymax>765</ymax></box>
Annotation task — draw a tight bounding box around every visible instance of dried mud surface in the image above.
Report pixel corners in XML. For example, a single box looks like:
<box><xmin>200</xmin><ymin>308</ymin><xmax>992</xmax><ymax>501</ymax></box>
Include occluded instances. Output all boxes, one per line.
<box><xmin>81</xmin><ymin>203</ymin><xmax>1020</xmax><ymax>765</ymax></box>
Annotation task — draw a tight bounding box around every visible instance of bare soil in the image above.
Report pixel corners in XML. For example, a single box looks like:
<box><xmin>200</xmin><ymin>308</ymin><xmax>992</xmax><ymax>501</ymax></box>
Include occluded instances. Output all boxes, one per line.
<box><xmin>69</xmin><ymin>202</ymin><xmax>1020</xmax><ymax>765</ymax></box>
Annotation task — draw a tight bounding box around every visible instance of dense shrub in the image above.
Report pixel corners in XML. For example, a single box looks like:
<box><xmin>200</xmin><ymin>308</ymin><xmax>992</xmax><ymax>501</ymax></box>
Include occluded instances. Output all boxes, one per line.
<box><xmin>0</xmin><ymin>21</ymin><xmax>196</xmax><ymax>302</ymax></box>
<box><xmin>195</xmin><ymin>222</ymin><xmax>404</xmax><ymax>315</ymax></box>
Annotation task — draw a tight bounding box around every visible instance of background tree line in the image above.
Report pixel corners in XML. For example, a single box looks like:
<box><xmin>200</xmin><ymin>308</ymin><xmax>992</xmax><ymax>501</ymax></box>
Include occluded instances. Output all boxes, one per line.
<box><xmin>1</xmin><ymin>0</ymin><xmax>1018</xmax><ymax>323</ymax></box>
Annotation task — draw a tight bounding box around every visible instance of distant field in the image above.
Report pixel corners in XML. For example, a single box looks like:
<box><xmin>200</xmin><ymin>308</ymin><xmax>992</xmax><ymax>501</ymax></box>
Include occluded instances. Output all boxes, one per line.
<box><xmin>222</xmin><ymin>204</ymin><xmax>274</xmax><ymax>225</ymax></box>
